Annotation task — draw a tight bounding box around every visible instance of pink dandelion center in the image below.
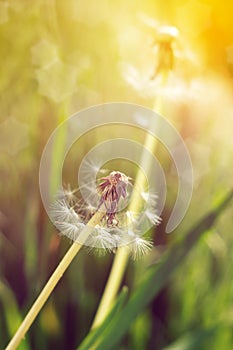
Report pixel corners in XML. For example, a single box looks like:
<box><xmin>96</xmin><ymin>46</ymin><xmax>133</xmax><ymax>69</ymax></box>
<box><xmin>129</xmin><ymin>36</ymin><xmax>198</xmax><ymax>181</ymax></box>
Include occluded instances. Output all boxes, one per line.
<box><xmin>97</xmin><ymin>171</ymin><xmax>131</xmax><ymax>226</ymax></box>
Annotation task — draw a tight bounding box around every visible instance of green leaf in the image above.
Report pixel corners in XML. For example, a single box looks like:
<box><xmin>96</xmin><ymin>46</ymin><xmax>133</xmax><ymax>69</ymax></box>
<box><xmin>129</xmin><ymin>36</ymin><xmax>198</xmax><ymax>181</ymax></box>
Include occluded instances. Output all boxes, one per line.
<box><xmin>78</xmin><ymin>189</ymin><xmax>233</xmax><ymax>350</ymax></box>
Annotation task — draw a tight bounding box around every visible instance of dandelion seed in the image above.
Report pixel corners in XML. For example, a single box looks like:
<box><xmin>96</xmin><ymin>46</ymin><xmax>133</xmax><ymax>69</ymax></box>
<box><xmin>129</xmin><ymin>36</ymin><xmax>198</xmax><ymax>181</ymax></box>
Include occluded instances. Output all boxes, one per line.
<box><xmin>50</xmin><ymin>199</ymin><xmax>80</xmax><ymax>223</ymax></box>
<box><xmin>145</xmin><ymin>208</ymin><xmax>161</xmax><ymax>226</ymax></box>
<box><xmin>128</xmin><ymin>235</ymin><xmax>154</xmax><ymax>260</ymax></box>
<box><xmin>80</xmin><ymin>183</ymin><xmax>99</xmax><ymax>203</ymax></box>
<box><xmin>86</xmin><ymin>225</ymin><xmax>116</xmax><ymax>254</ymax></box>
<box><xmin>80</xmin><ymin>158</ymin><xmax>108</xmax><ymax>176</ymax></box>
<box><xmin>55</xmin><ymin>221</ymin><xmax>85</xmax><ymax>241</ymax></box>
<box><xmin>141</xmin><ymin>191</ymin><xmax>158</xmax><ymax>204</ymax></box>
<box><xmin>57</xmin><ymin>185</ymin><xmax>78</xmax><ymax>206</ymax></box>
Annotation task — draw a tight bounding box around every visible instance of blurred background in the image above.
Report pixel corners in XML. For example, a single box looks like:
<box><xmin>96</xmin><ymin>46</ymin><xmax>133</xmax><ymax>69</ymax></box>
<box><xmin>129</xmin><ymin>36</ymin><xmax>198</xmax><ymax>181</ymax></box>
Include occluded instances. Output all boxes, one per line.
<box><xmin>0</xmin><ymin>0</ymin><xmax>233</xmax><ymax>349</ymax></box>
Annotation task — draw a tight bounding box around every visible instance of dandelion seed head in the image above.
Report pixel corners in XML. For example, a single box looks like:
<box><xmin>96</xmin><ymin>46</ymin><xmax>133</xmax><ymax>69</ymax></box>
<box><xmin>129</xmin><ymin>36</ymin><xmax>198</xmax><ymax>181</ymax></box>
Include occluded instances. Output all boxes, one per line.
<box><xmin>50</xmin><ymin>170</ymin><xmax>161</xmax><ymax>259</ymax></box>
<box><xmin>157</xmin><ymin>26</ymin><xmax>179</xmax><ymax>41</ymax></box>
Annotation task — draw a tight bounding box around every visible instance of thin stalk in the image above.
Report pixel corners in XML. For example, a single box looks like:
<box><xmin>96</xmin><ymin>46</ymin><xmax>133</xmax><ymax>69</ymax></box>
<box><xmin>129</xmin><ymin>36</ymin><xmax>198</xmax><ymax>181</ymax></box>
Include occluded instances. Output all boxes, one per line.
<box><xmin>91</xmin><ymin>248</ymin><xmax>129</xmax><ymax>329</ymax></box>
<box><xmin>5</xmin><ymin>212</ymin><xmax>104</xmax><ymax>350</ymax></box>
<box><xmin>92</xmin><ymin>72</ymin><xmax>169</xmax><ymax>329</ymax></box>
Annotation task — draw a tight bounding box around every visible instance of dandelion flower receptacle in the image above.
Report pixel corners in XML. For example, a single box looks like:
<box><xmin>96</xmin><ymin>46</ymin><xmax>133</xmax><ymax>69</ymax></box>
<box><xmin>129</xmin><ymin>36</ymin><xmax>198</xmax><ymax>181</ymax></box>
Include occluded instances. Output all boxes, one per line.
<box><xmin>50</xmin><ymin>171</ymin><xmax>161</xmax><ymax>259</ymax></box>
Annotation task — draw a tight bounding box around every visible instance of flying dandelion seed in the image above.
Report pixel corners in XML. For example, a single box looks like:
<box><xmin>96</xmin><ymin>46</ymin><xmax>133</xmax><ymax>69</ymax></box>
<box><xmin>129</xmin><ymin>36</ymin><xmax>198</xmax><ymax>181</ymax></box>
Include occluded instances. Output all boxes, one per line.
<box><xmin>50</xmin><ymin>171</ymin><xmax>161</xmax><ymax>259</ymax></box>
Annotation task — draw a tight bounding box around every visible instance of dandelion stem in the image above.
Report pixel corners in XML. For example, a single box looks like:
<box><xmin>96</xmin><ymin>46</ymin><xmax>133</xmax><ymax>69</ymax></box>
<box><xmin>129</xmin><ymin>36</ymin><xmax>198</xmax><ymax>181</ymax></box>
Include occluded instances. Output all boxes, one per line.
<box><xmin>91</xmin><ymin>71</ymin><xmax>169</xmax><ymax>329</ymax></box>
<box><xmin>5</xmin><ymin>212</ymin><xmax>104</xmax><ymax>350</ymax></box>
<box><xmin>91</xmin><ymin>247</ymin><xmax>129</xmax><ymax>329</ymax></box>
<box><xmin>5</xmin><ymin>243</ymin><xmax>82</xmax><ymax>350</ymax></box>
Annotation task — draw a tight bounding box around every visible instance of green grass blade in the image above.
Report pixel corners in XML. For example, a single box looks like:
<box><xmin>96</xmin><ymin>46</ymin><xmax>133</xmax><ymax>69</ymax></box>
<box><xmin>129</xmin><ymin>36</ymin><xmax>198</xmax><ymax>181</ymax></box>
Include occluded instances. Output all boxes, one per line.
<box><xmin>77</xmin><ymin>286</ymin><xmax>128</xmax><ymax>350</ymax></box>
<box><xmin>0</xmin><ymin>281</ymin><xmax>30</xmax><ymax>350</ymax></box>
<box><xmin>80</xmin><ymin>189</ymin><xmax>233</xmax><ymax>350</ymax></box>
<box><xmin>163</xmin><ymin>326</ymin><xmax>222</xmax><ymax>350</ymax></box>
